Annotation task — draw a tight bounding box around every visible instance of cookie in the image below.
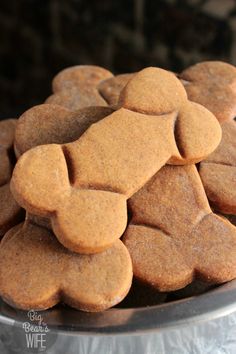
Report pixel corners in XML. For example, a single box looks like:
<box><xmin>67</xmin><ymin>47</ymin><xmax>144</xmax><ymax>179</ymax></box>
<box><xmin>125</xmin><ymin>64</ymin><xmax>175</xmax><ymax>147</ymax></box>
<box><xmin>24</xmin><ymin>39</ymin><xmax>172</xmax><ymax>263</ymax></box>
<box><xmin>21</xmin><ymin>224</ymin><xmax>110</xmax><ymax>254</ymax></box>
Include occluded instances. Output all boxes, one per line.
<box><xmin>11</xmin><ymin>67</ymin><xmax>221</xmax><ymax>254</ymax></box>
<box><xmin>14</xmin><ymin>104</ymin><xmax>113</xmax><ymax>157</ymax></box>
<box><xmin>180</xmin><ymin>61</ymin><xmax>236</xmax><ymax>214</ymax></box>
<box><xmin>0</xmin><ymin>148</ymin><xmax>12</xmax><ymax>186</ymax></box>
<box><xmin>0</xmin><ymin>119</ymin><xmax>17</xmax><ymax>150</ymax></box>
<box><xmin>98</xmin><ymin>73</ymin><xmax>135</xmax><ymax>107</ymax></box>
<box><xmin>180</xmin><ymin>61</ymin><xmax>236</xmax><ymax>123</ymax></box>
<box><xmin>0</xmin><ymin>222</ymin><xmax>132</xmax><ymax>312</ymax></box>
<box><xmin>123</xmin><ymin>164</ymin><xmax>236</xmax><ymax>291</ymax></box>
<box><xmin>0</xmin><ymin>119</ymin><xmax>17</xmax><ymax>184</ymax></box>
<box><xmin>0</xmin><ymin>119</ymin><xmax>23</xmax><ymax>237</ymax></box>
<box><xmin>199</xmin><ymin>121</ymin><xmax>236</xmax><ymax>214</ymax></box>
<box><xmin>0</xmin><ymin>184</ymin><xmax>24</xmax><ymax>237</ymax></box>
<box><xmin>45</xmin><ymin>65</ymin><xmax>113</xmax><ymax>110</ymax></box>
<box><xmin>14</xmin><ymin>104</ymin><xmax>113</xmax><ymax>229</ymax></box>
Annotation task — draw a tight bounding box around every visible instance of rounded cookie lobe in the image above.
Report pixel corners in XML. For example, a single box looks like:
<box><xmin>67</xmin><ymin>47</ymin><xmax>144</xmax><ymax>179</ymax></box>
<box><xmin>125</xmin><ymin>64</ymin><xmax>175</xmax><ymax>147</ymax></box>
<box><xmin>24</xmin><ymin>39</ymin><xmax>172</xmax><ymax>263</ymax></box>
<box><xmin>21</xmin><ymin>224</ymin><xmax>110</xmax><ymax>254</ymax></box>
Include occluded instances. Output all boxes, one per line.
<box><xmin>169</xmin><ymin>101</ymin><xmax>222</xmax><ymax>164</ymax></box>
<box><xmin>119</xmin><ymin>67</ymin><xmax>187</xmax><ymax>114</ymax></box>
<box><xmin>62</xmin><ymin>239</ymin><xmax>133</xmax><ymax>312</ymax></box>
<box><xmin>199</xmin><ymin>121</ymin><xmax>236</xmax><ymax>214</ymax></box>
<box><xmin>46</xmin><ymin>65</ymin><xmax>114</xmax><ymax>110</ymax></box>
<box><xmin>52</xmin><ymin>190</ymin><xmax>127</xmax><ymax>254</ymax></box>
<box><xmin>11</xmin><ymin>144</ymin><xmax>70</xmax><ymax>216</ymax></box>
<box><xmin>199</xmin><ymin>163</ymin><xmax>236</xmax><ymax>215</ymax></box>
<box><xmin>0</xmin><ymin>223</ymin><xmax>133</xmax><ymax>311</ymax></box>
<box><xmin>123</xmin><ymin>225</ymin><xmax>193</xmax><ymax>292</ymax></box>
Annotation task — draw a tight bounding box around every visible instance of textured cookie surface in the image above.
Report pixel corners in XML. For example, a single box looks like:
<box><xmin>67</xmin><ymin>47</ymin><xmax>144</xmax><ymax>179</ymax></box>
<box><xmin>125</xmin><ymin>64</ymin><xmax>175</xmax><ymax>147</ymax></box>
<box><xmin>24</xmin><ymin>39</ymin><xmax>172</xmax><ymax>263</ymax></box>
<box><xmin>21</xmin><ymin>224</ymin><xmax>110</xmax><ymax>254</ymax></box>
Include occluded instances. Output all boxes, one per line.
<box><xmin>180</xmin><ymin>61</ymin><xmax>236</xmax><ymax>214</ymax></box>
<box><xmin>123</xmin><ymin>165</ymin><xmax>236</xmax><ymax>291</ymax></box>
<box><xmin>0</xmin><ymin>222</ymin><xmax>132</xmax><ymax>311</ymax></box>
<box><xmin>11</xmin><ymin>67</ymin><xmax>221</xmax><ymax>253</ymax></box>
<box><xmin>180</xmin><ymin>61</ymin><xmax>236</xmax><ymax>123</ymax></box>
<box><xmin>14</xmin><ymin>104</ymin><xmax>113</xmax><ymax>157</ymax></box>
<box><xmin>98</xmin><ymin>73</ymin><xmax>135</xmax><ymax>107</ymax></box>
<box><xmin>0</xmin><ymin>119</ymin><xmax>23</xmax><ymax>236</ymax></box>
<box><xmin>46</xmin><ymin>65</ymin><xmax>113</xmax><ymax>110</ymax></box>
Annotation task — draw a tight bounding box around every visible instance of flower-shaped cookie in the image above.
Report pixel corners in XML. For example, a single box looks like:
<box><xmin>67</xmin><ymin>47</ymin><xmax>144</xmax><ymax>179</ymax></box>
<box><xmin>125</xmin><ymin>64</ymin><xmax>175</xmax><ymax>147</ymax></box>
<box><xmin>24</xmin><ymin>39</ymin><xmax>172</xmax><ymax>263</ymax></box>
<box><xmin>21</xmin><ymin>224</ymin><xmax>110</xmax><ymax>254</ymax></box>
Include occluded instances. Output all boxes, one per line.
<box><xmin>123</xmin><ymin>164</ymin><xmax>236</xmax><ymax>291</ymax></box>
<box><xmin>11</xmin><ymin>67</ymin><xmax>221</xmax><ymax>254</ymax></box>
<box><xmin>179</xmin><ymin>61</ymin><xmax>236</xmax><ymax>214</ymax></box>
<box><xmin>46</xmin><ymin>65</ymin><xmax>113</xmax><ymax>110</ymax></box>
<box><xmin>0</xmin><ymin>222</ymin><xmax>132</xmax><ymax>311</ymax></box>
<box><xmin>0</xmin><ymin>119</ymin><xmax>23</xmax><ymax>237</ymax></box>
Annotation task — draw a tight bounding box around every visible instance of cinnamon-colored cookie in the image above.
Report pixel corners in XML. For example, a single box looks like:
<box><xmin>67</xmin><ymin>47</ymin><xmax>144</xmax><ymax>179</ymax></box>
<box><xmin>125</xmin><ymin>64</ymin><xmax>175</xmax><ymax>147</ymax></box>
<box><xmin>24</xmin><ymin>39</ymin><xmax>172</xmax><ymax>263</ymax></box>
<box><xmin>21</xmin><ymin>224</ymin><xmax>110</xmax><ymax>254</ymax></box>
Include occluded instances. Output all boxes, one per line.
<box><xmin>98</xmin><ymin>73</ymin><xmax>135</xmax><ymax>107</ymax></box>
<box><xmin>180</xmin><ymin>61</ymin><xmax>236</xmax><ymax>214</ymax></box>
<box><xmin>11</xmin><ymin>67</ymin><xmax>221</xmax><ymax>254</ymax></box>
<box><xmin>123</xmin><ymin>164</ymin><xmax>236</xmax><ymax>291</ymax></box>
<box><xmin>180</xmin><ymin>61</ymin><xmax>236</xmax><ymax>123</ymax></box>
<box><xmin>0</xmin><ymin>119</ymin><xmax>17</xmax><ymax>149</ymax></box>
<box><xmin>14</xmin><ymin>104</ymin><xmax>113</xmax><ymax>157</ymax></box>
<box><xmin>0</xmin><ymin>222</ymin><xmax>132</xmax><ymax>312</ymax></box>
<box><xmin>0</xmin><ymin>119</ymin><xmax>23</xmax><ymax>237</ymax></box>
<box><xmin>0</xmin><ymin>184</ymin><xmax>24</xmax><ymax>237</ymax></box>
<box><xmin>46</xmin><ymin>65</ymin><xmax>113</xmax><ymax>110</ymax></box>
<box><xmin>0</xmin><ymin>148</ymin><xmax>12</xmax><ymax>186</ymax></box>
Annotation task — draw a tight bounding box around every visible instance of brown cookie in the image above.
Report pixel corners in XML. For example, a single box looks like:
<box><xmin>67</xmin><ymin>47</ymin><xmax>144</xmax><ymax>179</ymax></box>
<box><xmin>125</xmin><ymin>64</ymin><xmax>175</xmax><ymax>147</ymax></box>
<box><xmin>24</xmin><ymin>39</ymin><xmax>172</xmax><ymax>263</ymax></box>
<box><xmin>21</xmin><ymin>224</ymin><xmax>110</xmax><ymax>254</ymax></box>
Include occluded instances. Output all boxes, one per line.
<box><xmin>0</xmin><ymin>119</ymin><xmax>23</xmax><ymax>237</ymax></box>
<box><xmin>123</xmin><ymin>164</ymin><xmax>236</xmax><ymax>292</ymax></box>
<box><xmin>11</xmin><ymin>67</ymin><xmax>221</xmax><ymax>254</ymax></box>
<box><xmin>0</xmin><ymin>148</ymin><xmax>12</xmax><ymax>186</ymax></box>
<box><xmin>0</xmin><ymin>222</ymin><xmax>132</xmax><ymax>312</ymax></box>
<box><xmin>180</xmin><ymin>61</ymin><xmax>236</xmax><ymax>123</ymax></box>
<box><xmin>45</xmin><ymin>65</ymin><xmax>113</xmax><ymax>110</ymax></box>
<box><xmin>199</xmin><ymin>121</ymin><xmax>236</xmax><ymax>214</ymax></box>
<box><xmin>14</xmin><ymin>104</ymin><xmax>114</xmax><ymax>157</ymax></box>
<box><xmin>0</xmin><ymin>119</ymin><xmax>17</xmax><ymax>184</ymax></box>
<box><xmin>0</xmin><ymin>184</ymin><xmax>24</xmax><ymax>237</ymax></box>
<box><xmin>0</xmin><ymin>119</ymin><xmax>17</xmax><ymax>149</ymax></box>
<box><xmin>98</xmin><ymin>73</ymin><xmax>135</xmax><ymax>107</ymax></box>
<box><xmin>180</xmin><ymin>61</ymin><xmax>236</xmax><ymax>214</ymax></box>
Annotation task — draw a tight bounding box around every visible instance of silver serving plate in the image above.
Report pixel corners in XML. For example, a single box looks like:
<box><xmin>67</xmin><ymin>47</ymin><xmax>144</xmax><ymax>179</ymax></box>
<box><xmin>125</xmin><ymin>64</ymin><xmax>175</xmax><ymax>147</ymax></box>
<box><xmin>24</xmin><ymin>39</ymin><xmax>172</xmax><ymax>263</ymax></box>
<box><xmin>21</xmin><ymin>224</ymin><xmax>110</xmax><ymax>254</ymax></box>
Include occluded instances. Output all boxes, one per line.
<box><xmin>0</xmin><ymin>279</ymin><xmax>236</xmax><ymax>335</ymax></box>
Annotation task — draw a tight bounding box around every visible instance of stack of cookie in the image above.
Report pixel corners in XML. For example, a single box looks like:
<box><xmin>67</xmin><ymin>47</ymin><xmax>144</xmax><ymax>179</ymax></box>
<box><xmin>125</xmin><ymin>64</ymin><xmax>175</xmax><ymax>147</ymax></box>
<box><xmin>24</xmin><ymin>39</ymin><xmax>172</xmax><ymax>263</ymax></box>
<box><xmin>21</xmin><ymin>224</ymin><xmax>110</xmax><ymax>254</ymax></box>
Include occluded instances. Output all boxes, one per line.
<box><xmin>0</xmin><ymin>62</ymin><xmax>235</xmax><ymax>312</ymax></box>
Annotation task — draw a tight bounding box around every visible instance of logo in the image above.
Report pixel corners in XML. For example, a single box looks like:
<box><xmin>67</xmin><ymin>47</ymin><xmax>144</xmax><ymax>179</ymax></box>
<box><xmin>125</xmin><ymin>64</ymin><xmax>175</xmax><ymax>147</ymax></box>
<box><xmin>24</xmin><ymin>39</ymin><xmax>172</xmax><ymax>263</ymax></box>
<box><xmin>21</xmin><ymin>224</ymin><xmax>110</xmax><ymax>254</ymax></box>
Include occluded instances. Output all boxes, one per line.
<box><xmin>1</xmin><ymin>309</ymin><xmax>58</xmax><ymax>353</ymax></box>
<box><xmin>22</xmin><ymin>310</ymin><xmax>50</xmax><ymax>351</ymax></box>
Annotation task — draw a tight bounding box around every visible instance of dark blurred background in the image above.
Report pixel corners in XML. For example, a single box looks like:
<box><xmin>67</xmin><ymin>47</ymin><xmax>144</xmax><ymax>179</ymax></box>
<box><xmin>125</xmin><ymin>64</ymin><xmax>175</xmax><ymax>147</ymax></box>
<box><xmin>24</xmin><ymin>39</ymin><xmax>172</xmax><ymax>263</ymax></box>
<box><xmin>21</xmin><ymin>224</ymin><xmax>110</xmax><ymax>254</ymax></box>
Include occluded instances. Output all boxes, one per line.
<box><xmin>0</xmin><ymin>0</ymin><xmax>236</xmax><ymax>118</ymax></box>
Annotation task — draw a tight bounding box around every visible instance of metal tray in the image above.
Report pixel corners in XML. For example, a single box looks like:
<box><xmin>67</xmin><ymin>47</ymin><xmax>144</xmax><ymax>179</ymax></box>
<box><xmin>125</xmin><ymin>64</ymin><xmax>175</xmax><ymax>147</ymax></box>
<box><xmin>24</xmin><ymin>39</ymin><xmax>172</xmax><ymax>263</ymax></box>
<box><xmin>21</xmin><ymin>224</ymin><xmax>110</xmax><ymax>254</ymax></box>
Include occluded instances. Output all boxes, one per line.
<box><xmin>0</xmin><ymin>279</ymin><xmax>236</xmax><ymax>336</ymax></box>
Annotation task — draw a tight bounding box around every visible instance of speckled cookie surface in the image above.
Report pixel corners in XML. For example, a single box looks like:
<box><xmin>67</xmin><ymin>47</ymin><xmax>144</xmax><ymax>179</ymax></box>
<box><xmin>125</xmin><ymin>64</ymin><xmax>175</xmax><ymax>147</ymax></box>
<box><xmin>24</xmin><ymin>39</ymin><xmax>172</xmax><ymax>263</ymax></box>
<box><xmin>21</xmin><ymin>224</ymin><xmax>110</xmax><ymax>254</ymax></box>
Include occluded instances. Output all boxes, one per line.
<box><xmin>11</xmin><ymin>67</ymin><xmax>221</xmax><ymax>254</ymax></box>
<box><xmin>0</xmin><ymin>119</ymin><xmax>23</xmax><ymax>236</ymax></box>
<box><xmin>14</xmin><ymin>104</ymin><xmax>113</xmax><ymax>157</ymax></box>
<box><xmin>123</xmin><ymin>165</ymin><xmax>236</xmax><ymax>291</ymax></box>
<box><xmin>0</xmin><ymin>222</ymin><xmax>132</xmax><ymax>312</ymax></box>
<box><xmin>46</xmin><ymin>65</ymin><xmax>113</xmax><ymax>110</ymax></box>
<box><xmin>180</xmin><ymin>61</ymin><xmax>236</xmax><ymax>215</ymax></box>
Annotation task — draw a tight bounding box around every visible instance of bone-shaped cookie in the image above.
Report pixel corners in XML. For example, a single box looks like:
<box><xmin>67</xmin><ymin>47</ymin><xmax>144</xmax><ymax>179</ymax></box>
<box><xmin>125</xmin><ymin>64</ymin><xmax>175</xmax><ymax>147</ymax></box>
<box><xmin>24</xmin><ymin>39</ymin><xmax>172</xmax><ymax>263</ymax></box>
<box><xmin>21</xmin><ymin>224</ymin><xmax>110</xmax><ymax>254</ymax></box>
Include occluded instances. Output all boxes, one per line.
<box><xmin>0</xmin><ymin>222</ymin><xmax>132</xmax><ymax>311</ymax></box>
<box><xmin>123</xmin><ymin>164</ymin><xmax>236</xmax><ymax>292</ymax></box>
<box><xmin>14</xmin><ymin>104</ymin><xmax>114</xmax><ymax>230</ymax></box>
<box><xmin>0</xmin><ymin>119</ymin><xmax>23</xmax><ymax>236</ymax></box>
<box><xmin>179</xmin><ymin>61</ymin><xmax>236</xmax><ymax>214</ymax></box>
<box><xmin>11</xmin><ymin>67</ymin><xmax>221</xmax><ymax>254</ymax></box>
<box><xmin>46</xmin><ymin>65</ymin><xmax>113</xmax><ymax>110</ymax></box>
